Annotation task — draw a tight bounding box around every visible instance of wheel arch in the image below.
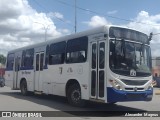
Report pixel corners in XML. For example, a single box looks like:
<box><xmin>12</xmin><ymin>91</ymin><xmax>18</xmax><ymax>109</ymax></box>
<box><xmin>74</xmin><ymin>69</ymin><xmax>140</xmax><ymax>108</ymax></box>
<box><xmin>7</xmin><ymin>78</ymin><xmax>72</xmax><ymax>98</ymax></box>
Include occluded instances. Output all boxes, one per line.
<box><xmin>20</xmin><ymin>78</ymin><xmax>27</xmax><ymax>88</ymax></box>
<box><xmin>65</xmin><ymin>79</ymin><xmax>81</xmax><ymax>97</ymax></box>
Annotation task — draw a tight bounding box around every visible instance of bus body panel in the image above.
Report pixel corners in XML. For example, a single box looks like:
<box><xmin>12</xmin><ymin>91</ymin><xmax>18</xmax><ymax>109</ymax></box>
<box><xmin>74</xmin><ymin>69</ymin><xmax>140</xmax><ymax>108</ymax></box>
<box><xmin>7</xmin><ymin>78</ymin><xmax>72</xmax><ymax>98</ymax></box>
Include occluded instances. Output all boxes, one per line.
<box><xmin>5</xmin><ymin>71</ymin><xmax>14</xmax><ymax>89</ymax></box>
<box><xmin>41</xmin><ymin>62</ymin><xmax>90</xmax><ymax>99</ymax></box>
<box><xmin>4</xmin><ymin>25</ymin><xmax>153</xmax><ymax>105</ymax></box>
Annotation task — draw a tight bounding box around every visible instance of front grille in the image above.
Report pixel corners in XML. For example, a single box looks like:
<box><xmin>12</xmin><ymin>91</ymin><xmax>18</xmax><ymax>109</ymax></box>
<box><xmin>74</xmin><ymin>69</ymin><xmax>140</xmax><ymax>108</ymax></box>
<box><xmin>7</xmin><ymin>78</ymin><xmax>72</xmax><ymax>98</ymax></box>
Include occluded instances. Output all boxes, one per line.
<box><xmin>121</xmin><ymin>79</ymin><xmax>148</xmax><ymax>86</ymax></box>
<box><xmin>125</xmin><ymin>88</ymin><xmax>144</xmax><ymax>91</ymax></box>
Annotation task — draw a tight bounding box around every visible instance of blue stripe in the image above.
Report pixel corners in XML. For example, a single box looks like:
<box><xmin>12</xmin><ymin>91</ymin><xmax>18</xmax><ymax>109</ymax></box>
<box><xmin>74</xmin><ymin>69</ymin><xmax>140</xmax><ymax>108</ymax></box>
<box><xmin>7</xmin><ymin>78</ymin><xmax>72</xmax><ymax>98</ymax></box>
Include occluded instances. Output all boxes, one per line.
<box><xmin>5</xmin><ymin>68</ymin><xmax>13</xmax><ymax>71</ymax></box>
<box><xmin>107</xmin><ymin>87</ymin><xmax>153</xmax><ymax>103</ymax></box>
<box><xmin>20</xmin><ymin>66</ymin><xmax>34</xmax><ymax>70</ymax></box>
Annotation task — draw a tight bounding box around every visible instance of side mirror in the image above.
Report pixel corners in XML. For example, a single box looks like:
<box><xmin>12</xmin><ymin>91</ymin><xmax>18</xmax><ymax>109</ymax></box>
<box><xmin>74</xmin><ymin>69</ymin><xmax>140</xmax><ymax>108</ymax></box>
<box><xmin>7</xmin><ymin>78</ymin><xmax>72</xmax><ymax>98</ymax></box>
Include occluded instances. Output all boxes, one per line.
<box><xmin>148</xmin><ymin>32</ymin><xmax>153</xmax><ymax>41</ymax></box>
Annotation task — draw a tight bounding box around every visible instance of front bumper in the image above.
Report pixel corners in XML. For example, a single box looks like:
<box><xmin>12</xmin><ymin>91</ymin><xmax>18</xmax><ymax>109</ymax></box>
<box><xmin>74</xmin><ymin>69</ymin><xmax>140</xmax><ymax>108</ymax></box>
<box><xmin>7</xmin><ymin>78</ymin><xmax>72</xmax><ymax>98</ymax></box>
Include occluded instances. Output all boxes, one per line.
<box><xmin>107</xmin><ymin>87</ymin><xmax>153</xmax><ymax>103</ymax></box>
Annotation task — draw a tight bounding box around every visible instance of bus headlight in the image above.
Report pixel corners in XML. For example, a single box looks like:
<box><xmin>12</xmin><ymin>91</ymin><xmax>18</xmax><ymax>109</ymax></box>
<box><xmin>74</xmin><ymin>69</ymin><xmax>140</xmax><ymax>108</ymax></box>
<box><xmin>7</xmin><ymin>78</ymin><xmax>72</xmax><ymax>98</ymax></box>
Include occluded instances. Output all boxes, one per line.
<box><xmin>147</xmin><ymin>85</ymin><xmax>153</xmax><ymax>90</ymax></box>
<box><xmin>147</xmin><ymin>82</ymin><xmax>153</xmax><ymax>90</ymax></box>
<box><xmin>109</xmin><ymin>79</ymin><xmax>122</xmax><ymax>90</ymax></box>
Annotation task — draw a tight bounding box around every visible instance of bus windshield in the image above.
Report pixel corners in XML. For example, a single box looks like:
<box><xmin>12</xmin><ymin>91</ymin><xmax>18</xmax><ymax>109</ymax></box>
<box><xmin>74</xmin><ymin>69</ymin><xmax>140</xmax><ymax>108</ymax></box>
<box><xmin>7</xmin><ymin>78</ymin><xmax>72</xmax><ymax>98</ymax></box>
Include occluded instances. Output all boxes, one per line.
<box><xmin>110</xmin><ymin>38</ymin><xmax>151</xmax><ymax>77</ymax></box>
<box><xmin>109</xmin><ymin>39</ymin><xmax>152</xmax><ymax>77</ymax></box>
<box><xmin>109</xmin><ymin>27</ymin><xmax>151</xmax><ymax>77</ymax></box>
<box><xmin>109</xmin><ymin>27</ymin><xmax>149</xmax><ymax>44</ymax></box>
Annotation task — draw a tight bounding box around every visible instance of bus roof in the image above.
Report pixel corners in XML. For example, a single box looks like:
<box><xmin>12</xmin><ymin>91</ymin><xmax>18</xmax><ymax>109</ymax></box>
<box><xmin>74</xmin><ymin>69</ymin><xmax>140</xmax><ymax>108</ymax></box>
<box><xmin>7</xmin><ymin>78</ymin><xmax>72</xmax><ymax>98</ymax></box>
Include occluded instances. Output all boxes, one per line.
<box><xmin>7</xmin><ymin>25</ymin><xmax>147</xmax><ymax>54</ymax></box>
<box><xmin>7</xmin><ymin>25</ymin><xmax>108</xmax><ymax>54</ymax></box>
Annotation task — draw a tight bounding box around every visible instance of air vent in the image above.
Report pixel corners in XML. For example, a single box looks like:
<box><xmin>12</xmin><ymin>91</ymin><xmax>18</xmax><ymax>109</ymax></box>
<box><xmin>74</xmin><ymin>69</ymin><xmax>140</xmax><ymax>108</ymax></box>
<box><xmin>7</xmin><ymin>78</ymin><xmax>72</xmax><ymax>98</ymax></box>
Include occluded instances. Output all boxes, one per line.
<box><xmin>121</xmin><ymin>79</ymin><xmax>148</xmax><ymax>86</ymax></box>
<box><xmin>125</xmin><ymin>88</ymin><xmax>144</xmax><ymax>91</ymax></box>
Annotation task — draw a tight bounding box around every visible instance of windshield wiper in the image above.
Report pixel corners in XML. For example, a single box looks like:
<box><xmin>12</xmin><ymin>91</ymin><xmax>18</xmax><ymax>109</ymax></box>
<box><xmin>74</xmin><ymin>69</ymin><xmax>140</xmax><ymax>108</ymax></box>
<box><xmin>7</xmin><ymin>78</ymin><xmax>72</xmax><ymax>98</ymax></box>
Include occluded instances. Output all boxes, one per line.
<box><xmin>113</xmin><ymin>37</ymin><xmax>117</xmax><ymax>69</ymax></box>
<box><xmin>140</xmin><ymin>43</ymin><xmax>144</xmax><ymax>65</ymax></box>
<box><xmin>121</xmin><ymin>39</ymin><xmax>126</xmax><ymax>61</ymax></box>
<box><xmin>109</xmin><ymin>36</ymin><xmax>117</xmax><ymax>69</ymax></box>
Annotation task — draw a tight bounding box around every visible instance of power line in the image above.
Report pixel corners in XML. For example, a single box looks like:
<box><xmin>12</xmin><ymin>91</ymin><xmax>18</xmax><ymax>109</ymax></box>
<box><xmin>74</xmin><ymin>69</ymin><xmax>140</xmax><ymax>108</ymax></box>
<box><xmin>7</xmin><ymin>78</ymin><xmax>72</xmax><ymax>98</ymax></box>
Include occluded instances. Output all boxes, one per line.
<box><xmin>153</xmin><ymin>33</ymin><xmax>160</xmax><ymax>36</ymax></box>
<box><xmin>53</xmin><ymin>0</ymin><xmax>160</xmax><ymax>27</ymax></box>
<box><xmin>32</xmin><ymin>0</ymin><xmax>160</xmax><ymax>35</ymax></box>
<box><xmin>32</xmin><ymin>0</ymin><xmax>74</xmax><ymax>28</ymax></box>
<box><xmin>74</xmin><ymin>0</ymin><xmax>77</xmax><ymax>33</ymax></box>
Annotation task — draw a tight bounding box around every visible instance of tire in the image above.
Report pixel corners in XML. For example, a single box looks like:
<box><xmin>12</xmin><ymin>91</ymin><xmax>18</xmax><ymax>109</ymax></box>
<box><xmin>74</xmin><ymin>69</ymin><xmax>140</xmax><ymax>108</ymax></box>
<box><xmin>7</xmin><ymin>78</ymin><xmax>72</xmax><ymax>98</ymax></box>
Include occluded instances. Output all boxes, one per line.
<box><xmin>67</xmin><ymin>84</ymin><xmax>85</xmax><ymax>107</ymax></box>
<box><xmin>20</xmin><ymin>80</ymin><xmax>28</xmax><ymax>96</ymax></box>
<box><xmin>0</xmin><ymin>82</ymin><xmax>4</xmax><ymax>87</ymax></box>
<box><xmin>1</xmin><ymin>82</ymin><xmax>5</xmax><ymax>87</ymax></box>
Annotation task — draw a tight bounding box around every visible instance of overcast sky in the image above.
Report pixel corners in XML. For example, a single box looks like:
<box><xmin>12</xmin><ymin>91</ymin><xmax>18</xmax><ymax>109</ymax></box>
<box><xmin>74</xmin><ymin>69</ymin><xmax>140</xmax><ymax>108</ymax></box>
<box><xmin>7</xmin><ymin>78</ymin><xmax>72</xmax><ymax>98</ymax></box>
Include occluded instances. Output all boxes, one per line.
<box><xmin>0</xmin><ymin>0</ymin><xmax>160</xmax><ymax>57</ymax></box>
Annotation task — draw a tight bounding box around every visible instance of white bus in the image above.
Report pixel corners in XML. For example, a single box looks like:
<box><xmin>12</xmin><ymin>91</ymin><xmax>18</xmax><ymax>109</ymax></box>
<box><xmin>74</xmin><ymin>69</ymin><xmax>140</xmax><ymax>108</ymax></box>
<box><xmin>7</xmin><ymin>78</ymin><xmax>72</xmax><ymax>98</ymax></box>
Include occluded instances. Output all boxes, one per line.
<box><xmin>5</xmin><ymin>25</ymin><xmax>153</xmax><ymax>106</ymax></box>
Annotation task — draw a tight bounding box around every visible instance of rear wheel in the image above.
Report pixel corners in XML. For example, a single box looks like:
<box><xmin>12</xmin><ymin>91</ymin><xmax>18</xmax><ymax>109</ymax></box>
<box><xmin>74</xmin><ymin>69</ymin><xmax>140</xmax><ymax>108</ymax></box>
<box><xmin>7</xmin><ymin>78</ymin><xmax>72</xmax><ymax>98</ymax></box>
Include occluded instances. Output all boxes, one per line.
<box><xmin>67</xmin><ymin>84</ymin><xmax>85</xmax><ymax>107</ymax></box>
<box><xmin>1</xmin><ymin>82</ymin><xmax>5</xmax><ymax>87</ymax></box>
<box><xmin>0</xmin><ymin>82</ymin><xmax>4</xmax><ymax>87</ymax></box>
<box><xmin>20</xmin><ymin>80</ymin><xmax>28</xmax><ymax>95</ymax></box>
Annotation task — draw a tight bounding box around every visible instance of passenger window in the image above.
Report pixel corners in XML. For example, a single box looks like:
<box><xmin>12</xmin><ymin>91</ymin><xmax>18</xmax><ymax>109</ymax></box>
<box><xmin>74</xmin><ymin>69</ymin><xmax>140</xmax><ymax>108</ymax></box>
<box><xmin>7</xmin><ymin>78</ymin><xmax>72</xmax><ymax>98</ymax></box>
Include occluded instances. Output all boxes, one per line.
<box><xmin>45</xmin><ymin>45</ymin><xmax>49</xmax><ymax>66</ymax></box>
<box><xmin>21</xmin><ymin>48</ymin><xmax>34</xmax><ymax>69</ymax></box>
<box><xmin>92</xmin><ymin>43</ymin><xmax>97</xmax><ymax>69</ymax></box>
<box><xmin>49</xmin><ymin>41</ymin><xmax>66</xmax><ymax>65</ymax></box>
<box><xmin>66</xmin><ymin>36</ymin><xmax>88</xmax><ymax>63</ymax></box>
<box><xmin>99</xmin><ymin>42</ymin><xmax>105</xmax><ymax>69</ymax></box>
<box><xmin>6</xmin><ymin>53</ymin><xmax>14</xmax><ymax>70</ymax></box>
<box><xmin>21</xmin><ymin>50</ymin><xmax>26</xmax><ymax>67</ymax></box>
<box><xmin>36</xmin><ymin>54</ymin><xmax>39</xmax><ymax>71</ymax></box>
<box><xmin>40</xmin><ymin>53</ymin><xmax>44</xmax><ymax>71</ymax></box>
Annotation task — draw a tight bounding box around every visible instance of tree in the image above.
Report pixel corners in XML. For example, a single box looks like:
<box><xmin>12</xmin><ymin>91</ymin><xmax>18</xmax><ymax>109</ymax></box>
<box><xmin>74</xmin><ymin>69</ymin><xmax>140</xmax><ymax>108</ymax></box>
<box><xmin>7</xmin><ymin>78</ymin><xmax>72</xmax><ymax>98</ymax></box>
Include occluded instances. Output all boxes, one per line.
<box><xmin>0</xmin><ymin>54</ymin><xmax>6</xmax><ymax>65</ymax></box>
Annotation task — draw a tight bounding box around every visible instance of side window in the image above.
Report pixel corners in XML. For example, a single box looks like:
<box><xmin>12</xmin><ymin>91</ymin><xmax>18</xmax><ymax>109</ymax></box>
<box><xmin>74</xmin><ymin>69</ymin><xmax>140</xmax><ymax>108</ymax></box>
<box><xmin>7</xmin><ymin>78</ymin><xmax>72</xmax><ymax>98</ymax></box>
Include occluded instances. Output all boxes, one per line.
<box><xmin>21</xmin><ymin>48</ymin><xmax>34</xmax><ymax>68</ymax></box>
<box><xmin>25</xmin><ymin>49</ymin><xmax>34</xmax><ymax>68</ymax></box>
<box><xmin>66</xmin><ymin>36</ymin><xmax>88</xmax><ymax>63</ymax></box>
<box><xmin>45</xmin><ymin>45</ymin><xmax>50</xmax><ymax>66</ymax></box>
<box><xmin>49</xmin><ymin>41</ymin><xmax>66</xmax><ymax>65</ymax></box>
<box><xmin>36</xmin><ymin>54</ymin><xmax>39</xmax><ymax>71</ymax></box>
<box><xmin>99</xmin><ymin>42</ymin><xmax>105</xmax><ymax>69</ymax></box>
<box><xmin>40</xmin><ymin>53</ymin><xmax>44</xmax><ymax>71</ymax></box>
<box><xmin>6</xmin><ymin>53</ymin><xmax>14</xmax><ymax>70</ymax></box>
<box><xmin>21</xmin><ymin>50</ymin><xmax>26</xmax><ymax>67</ymax></box>
<box><xmin>92</xmin><ymin>43</ymin><xmax>97</xmax><ymax>69</ymax></box>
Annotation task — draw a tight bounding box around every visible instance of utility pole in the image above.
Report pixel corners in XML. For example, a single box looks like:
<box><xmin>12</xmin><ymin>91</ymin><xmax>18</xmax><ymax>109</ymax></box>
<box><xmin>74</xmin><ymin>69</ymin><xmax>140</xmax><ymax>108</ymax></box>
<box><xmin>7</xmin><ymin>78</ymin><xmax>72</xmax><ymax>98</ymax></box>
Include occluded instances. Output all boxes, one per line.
<box><xmin>34</xmin><ymin>22</ymin><xmax>52</xmax><ymax>41</ymax></box>
<box><xmin>74</xmin><ymin>0</ymin><xmax>77</xmax><ymax>33</ymax></box>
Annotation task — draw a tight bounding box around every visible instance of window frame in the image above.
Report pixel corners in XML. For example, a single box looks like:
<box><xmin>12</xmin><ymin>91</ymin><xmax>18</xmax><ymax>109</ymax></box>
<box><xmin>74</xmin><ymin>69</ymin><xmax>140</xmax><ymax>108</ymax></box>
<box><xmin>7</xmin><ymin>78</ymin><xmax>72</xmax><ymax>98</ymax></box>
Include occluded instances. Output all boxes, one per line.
<box><xmin>66</xmin><ymin>36</ymin><xmax>88</xmax><ymax>64</ymax></box>
<box><xmin>49</xmin><ymin>41</ymin><xmax>66</xmax><ymax>65</ymax></box>
<box><xmin>6</xmin><ymin>53</ymin><xmax>15</xmax><ymax>71</ymax></box>
<box><xmin>21</xmin><ymin>48</ymin><xmax>34</xmax><ymax>69</ymax></box>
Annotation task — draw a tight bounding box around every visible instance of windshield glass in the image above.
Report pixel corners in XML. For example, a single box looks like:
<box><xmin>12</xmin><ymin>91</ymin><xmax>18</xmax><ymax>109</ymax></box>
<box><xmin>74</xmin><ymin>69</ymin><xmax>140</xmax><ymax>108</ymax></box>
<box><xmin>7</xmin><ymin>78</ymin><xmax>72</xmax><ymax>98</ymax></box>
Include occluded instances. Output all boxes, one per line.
<box><xmin>109</xmin><ymin>27</ymin><xmax>148</xmax><ymax>44</ymax></box>
<box><xmin>109</xmin><ymin>39</ymin><xmax>151</xmax><ymax>77</ymax></box>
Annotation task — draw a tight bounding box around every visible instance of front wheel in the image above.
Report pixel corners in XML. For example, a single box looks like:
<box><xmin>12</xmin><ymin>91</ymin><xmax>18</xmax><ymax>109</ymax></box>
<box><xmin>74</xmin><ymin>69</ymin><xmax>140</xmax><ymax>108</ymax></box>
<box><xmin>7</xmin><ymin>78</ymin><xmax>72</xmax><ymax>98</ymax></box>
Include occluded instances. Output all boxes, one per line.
<box><xmin>20</xmin><ymin>80</ymin><xmax>28</xmax><ymax>96</ymax></box>
<box><xmin>67</xmin><ymin>84</ymin><xmax>85</xmax><ymax>107</ymax></box>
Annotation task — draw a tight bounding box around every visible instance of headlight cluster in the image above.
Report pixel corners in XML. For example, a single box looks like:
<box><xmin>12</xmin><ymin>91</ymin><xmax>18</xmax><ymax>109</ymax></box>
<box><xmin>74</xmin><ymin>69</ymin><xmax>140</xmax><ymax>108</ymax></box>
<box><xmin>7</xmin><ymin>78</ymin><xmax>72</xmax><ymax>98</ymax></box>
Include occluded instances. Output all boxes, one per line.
<box><xmin>147</xmin><ymin>83</ymin><xmax>153</xmax><ymax>90</ymax></box>
<box><xmin>109</xmin><ymin>79</ymin><xmax>122</xmax><ymax>90</ymax></box>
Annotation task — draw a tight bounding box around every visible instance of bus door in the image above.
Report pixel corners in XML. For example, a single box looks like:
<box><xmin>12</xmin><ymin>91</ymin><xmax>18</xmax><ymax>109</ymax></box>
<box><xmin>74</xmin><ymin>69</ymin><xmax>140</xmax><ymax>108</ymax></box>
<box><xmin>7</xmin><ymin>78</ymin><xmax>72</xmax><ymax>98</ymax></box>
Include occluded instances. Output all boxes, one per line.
<box><xmin>90</xmin><ymin>40</ymin><xmax>106</xmax><ymax>101</ymax></box>
<box><xmin>13</xmin><ymin>55</ymin><xmax>21</xmax><ymax>89</ymax></box>
<box><xmin>35</xmin><ymin>52</ymin><xmax>44</xmax><ymax>91</ymax></box>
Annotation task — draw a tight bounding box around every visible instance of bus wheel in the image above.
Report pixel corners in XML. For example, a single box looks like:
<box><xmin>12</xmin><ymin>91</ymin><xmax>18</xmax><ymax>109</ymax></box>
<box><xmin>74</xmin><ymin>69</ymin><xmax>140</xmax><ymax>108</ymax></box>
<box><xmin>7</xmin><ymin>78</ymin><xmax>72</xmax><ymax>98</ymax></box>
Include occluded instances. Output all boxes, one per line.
<box><xmin>1</xmin><ymin>82</ymin><xmax>5</xmax><ymax>87</ymax></box>
<box><xmin>67</xmin><ymin>84</ymin><xmax>85</xmax><ymax>107</ymax></box>
<box><xmin>20</xmin><ymin>80</ymin><xmax>28</xmax><ymax>96</ymax></box>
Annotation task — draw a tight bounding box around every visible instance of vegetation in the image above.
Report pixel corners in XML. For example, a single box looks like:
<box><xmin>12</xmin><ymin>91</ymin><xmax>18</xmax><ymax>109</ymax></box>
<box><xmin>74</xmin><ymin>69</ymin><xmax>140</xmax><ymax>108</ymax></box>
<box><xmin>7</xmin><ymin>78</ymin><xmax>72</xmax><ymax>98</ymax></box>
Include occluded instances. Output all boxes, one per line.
<box><xmin>0</xmin><ymin>54</ymin><xmax>6</xmax><ymax>65</ymax></box>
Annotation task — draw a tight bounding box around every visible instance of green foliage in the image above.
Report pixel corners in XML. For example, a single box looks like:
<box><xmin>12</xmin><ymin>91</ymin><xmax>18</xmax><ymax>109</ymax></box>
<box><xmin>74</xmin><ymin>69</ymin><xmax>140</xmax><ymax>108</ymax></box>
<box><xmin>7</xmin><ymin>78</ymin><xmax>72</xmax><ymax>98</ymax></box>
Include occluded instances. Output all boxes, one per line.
<box><xmin>0</xmin><ymin>54</ymin><xmax>6</xmax><ymax>65</ymax></box>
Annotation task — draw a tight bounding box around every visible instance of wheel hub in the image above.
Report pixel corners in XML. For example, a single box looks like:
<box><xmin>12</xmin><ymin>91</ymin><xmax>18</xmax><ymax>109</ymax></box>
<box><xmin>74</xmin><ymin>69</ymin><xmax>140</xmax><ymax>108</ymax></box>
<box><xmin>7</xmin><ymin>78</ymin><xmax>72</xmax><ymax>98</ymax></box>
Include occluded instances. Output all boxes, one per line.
<box><xmin>71</xmin><ymin>90</ymin><xmax>80</xmax><ymax>102</ymax></box>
